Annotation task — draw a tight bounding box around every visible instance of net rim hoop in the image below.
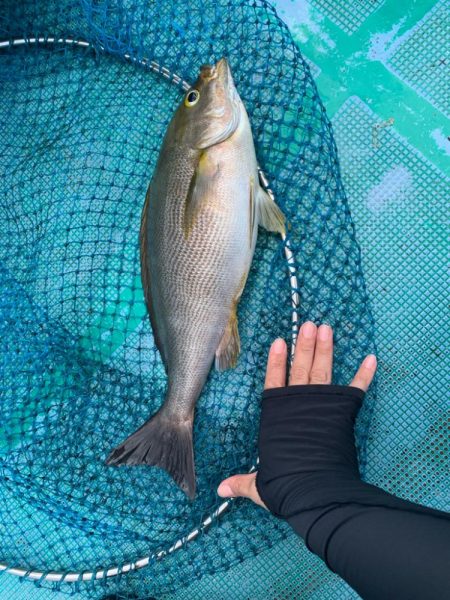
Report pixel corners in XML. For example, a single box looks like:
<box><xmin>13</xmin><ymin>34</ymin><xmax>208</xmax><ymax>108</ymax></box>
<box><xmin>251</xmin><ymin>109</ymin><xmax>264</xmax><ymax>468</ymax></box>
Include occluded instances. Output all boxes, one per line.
<box><xmin>0</xmin><ymin>35</ymin><xmax>299</xmax><ymax>584</ymax></box>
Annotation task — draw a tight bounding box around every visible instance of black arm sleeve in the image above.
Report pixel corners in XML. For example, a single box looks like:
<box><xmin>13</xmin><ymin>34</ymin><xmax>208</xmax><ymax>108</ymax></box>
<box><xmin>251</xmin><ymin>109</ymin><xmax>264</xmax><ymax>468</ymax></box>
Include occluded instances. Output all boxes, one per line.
<box><xmin>255</xmin><ymin>385</ymin><xmax>450</xmax><ymax>600</ymax></box>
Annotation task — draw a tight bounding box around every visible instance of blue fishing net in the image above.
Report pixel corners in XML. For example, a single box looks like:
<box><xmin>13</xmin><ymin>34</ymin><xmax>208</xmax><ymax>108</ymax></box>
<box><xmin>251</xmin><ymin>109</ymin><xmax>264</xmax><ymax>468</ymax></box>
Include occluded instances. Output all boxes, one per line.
<box><xmin>0</xmin><ymin>0</ymin><xmax>376</xmax><ymax>597</ymax></box>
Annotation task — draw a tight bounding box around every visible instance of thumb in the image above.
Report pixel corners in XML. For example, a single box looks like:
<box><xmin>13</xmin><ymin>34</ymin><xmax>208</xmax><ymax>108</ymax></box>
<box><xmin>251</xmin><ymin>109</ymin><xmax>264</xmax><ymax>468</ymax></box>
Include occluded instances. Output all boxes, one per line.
<box><xmin>217</xmin><ymin>473</ymin><xmax>267</xmax><ymax>510</ymax></box>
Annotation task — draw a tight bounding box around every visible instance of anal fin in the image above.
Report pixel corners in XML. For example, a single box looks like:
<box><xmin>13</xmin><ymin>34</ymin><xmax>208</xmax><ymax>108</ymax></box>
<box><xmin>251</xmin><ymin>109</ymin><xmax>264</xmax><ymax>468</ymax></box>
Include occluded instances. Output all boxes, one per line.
<box><xmin>215</xmin><ymin>307</ymin><xmax>240</xmax><ymax>371</ymax></box>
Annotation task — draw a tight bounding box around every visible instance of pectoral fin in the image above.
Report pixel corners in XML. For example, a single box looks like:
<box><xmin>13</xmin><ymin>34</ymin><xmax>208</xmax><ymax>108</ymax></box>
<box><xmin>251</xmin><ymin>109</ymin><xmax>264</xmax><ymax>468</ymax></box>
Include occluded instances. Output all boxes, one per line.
<box><xmin>183</xmin><ymin>152</ymin><xmax>219</xmax><ymax>238</ymax></box>
<box><xmin>215</xmin><ymin>307</ymin><xmax>240</xmax><ymax>371</ymax></box>
<box><xmin>257</xmin><ymin>186</ymin><xmax>286</xmax><ymax>235</ymax></box>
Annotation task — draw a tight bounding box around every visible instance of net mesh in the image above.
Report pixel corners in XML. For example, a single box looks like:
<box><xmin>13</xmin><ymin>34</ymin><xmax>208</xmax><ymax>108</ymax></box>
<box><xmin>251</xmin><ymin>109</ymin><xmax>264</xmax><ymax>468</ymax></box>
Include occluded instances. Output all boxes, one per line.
<box><xmin>1</xmin><ymin>0</ymin><xmax>378</xmax><ymax>597</ymax></box>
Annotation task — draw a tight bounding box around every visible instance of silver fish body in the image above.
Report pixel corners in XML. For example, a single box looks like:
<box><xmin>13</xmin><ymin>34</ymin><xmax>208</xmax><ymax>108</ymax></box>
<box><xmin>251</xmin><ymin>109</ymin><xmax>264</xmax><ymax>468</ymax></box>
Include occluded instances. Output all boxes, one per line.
<box><xmin>107</xmin><ymin>59</ymin><xmax>285</xmax><ymax>498</ymax></box>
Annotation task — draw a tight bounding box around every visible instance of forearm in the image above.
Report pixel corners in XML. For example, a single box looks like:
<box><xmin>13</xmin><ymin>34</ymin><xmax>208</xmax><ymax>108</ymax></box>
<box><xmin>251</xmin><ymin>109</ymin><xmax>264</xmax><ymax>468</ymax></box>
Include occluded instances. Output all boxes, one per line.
<box><xmin>290</xmin><ymin>501</ymin><xmax>450</xmax><ymax>600</ymax></box>
<box><xmin>256</xmin><ymin>385</ymin><xmax>450</xmax><ymax>600</ymax></box>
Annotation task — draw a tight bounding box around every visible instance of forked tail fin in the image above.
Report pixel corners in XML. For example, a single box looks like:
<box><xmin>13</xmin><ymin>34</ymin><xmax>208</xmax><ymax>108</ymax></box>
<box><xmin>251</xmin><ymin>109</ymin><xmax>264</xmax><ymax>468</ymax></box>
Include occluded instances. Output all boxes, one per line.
<box><xmin>106</xmin><ymin>411</ymin><xmax>196</xmax><ymax>499</ymax></box>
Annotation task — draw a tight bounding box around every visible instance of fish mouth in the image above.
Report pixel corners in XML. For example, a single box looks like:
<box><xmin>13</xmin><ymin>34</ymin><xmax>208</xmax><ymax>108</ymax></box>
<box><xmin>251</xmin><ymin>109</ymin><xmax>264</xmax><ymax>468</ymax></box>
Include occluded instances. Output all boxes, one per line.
<box><xmin>200</xmin><ymin>58</ymin><xmax>233</xmax><ymax>90</ymax></box>
<box><xmin>200</xmin><ymin>58</ymin><xmax>228</xmax><ymax>80</ymax></box>
<box><xmin>215</xmin><ymin>57</ymin><xmax>230</xmax><ymax>82</ymax></box>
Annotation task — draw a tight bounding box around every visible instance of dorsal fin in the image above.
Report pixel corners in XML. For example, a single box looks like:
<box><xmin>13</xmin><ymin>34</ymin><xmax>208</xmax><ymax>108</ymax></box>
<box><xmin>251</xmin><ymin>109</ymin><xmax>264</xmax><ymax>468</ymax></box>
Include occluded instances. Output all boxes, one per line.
<box><xmin>140</xmin><ymin>184</ymin><xmax>168</xmax><ymax>371</ymax></box>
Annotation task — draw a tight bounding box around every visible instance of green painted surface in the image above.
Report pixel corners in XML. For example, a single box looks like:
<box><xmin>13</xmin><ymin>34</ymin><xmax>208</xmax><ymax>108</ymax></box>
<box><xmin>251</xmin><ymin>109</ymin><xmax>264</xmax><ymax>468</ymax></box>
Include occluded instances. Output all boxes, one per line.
<box><xmin>276</xmin><ymin>0</ymin><xmax>449</xmax><ymax>172</ymax></box>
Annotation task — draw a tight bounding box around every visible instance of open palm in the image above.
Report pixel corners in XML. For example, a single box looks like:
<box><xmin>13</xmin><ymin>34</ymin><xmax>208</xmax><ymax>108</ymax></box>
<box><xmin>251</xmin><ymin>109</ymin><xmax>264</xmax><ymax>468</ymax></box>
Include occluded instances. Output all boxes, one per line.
<box><xmin>217</xmin><ymin>321</ymin><xmax>377</xmax><ymax>508</ymax></box>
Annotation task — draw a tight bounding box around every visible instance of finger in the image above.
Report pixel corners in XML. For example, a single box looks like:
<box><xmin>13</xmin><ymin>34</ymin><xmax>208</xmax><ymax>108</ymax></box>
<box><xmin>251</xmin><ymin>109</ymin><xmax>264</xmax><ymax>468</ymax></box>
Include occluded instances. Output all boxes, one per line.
<box><xmin>350</xmin><ymin>354</ymin><xmax>377</xmax><ymax>392</ymax></box>
<box><xmin>217</xmin><ymin>473</ymin><xmax>267</xmax><ymax>509</ymax></box>
<box><xmin>264</xmin><ymin>338</ymin><xmax>287</xmax><ymax>390</ymax></box>
<box><xmin>289</xmin><ymin>321</ymin><xmax>317</xmax><ymax>384</ymax></box>
<box><xmin>309</xmin><ymin>324</ymin><xmax>333</xmax><ymax>384</ymax></box>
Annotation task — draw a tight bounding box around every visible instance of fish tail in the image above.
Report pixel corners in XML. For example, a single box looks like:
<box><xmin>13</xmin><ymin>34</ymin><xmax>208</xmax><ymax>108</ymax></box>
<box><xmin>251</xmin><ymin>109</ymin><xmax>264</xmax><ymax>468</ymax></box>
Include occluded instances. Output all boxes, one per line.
<box><xmin>106</xmin><ymin>410</ymin><xmax>196</xmax><ymax>499</ymax></box>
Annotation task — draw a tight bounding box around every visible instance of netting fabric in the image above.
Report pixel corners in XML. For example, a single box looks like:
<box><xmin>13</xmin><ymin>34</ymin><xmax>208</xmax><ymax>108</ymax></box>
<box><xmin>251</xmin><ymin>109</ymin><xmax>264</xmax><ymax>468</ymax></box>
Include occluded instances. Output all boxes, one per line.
<box><xmin>0</xmin><ymin>0</ymin><xmax>375</xmax><ymax>597</ymax></box>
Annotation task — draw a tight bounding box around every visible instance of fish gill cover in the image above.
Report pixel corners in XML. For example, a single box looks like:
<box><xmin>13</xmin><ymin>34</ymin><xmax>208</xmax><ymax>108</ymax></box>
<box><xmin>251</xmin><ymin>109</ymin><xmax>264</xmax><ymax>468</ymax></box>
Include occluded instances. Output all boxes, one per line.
<box><xmin>0</xmin><ymin>0</ymin><xmax>375</xmax><ymax>597</ymax></box>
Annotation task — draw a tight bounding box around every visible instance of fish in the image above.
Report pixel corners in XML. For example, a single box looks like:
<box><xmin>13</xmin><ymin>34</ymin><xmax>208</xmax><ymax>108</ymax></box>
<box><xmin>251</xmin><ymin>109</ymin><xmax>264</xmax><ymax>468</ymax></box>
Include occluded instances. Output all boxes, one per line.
<box><xmin>106</xmin><ymin>58</ymin><xmax>285</xmax><ymax>499</ymax></box>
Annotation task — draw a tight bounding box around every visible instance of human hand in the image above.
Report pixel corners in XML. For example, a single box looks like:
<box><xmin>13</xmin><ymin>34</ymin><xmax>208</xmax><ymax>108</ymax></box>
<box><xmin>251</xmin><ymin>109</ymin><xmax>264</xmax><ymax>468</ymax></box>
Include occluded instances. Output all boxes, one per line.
<box><xmin>217</xmin><ymin>321</ymin><xmax>377</xmax><ymax>508</ymax></box>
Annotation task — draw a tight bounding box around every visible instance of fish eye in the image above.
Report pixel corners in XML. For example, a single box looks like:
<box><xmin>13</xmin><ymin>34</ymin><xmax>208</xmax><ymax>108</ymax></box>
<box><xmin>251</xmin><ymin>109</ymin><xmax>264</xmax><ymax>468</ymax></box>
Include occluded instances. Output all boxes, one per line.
<box><xmin>185</xmin><ymin>89</ymin><xmax>200</xmax><ymax>107</ymax></box>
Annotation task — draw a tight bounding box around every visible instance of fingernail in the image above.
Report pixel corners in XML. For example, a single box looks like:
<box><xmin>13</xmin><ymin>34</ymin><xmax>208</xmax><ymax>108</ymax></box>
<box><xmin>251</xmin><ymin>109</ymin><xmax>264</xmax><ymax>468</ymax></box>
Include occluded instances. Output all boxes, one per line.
<box><xmin>363</xmin><ymin>354</ymin><xmax>377</xmax><ymax>369</ymax></box>
<box><xmin>272</xmin><ymin>338</ymin><xmax>285</xmax><ymax>354</ymax></box>
<box><xmin>301</xmin><ymin>321</ymin><xmax>316</xmax><ymax>339</ymax></box>
<box><xmin>318</xmin><ymin>324</ymin><xmax>332</xmax><ymax>341</ymax></box>
<box><xmin>217</xmin><ymin>483</ymin><xmax>233</xmax><ymax>497</ymax></box>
